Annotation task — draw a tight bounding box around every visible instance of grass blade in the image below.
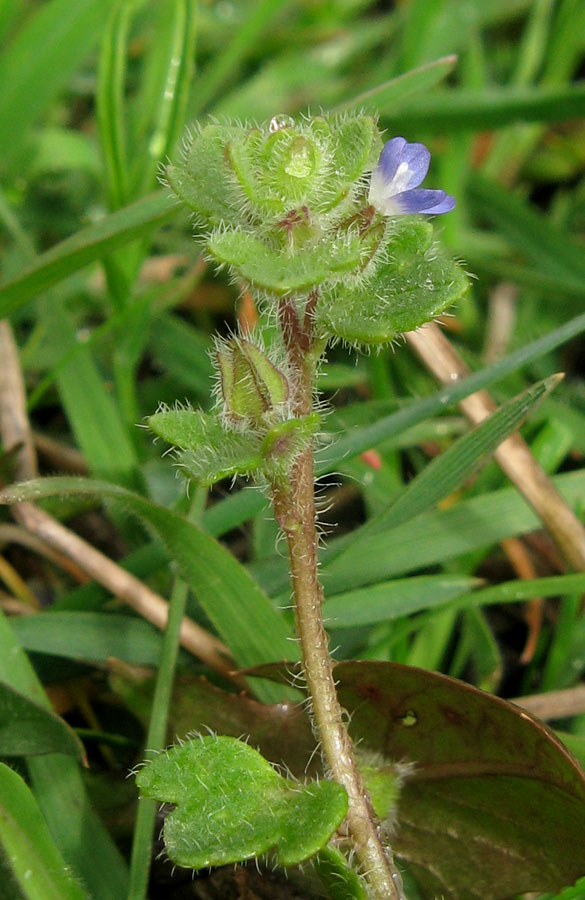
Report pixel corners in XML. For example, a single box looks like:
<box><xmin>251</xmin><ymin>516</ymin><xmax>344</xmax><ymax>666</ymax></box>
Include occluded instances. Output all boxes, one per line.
<box><xmin>130</xmin><ymin>0</ymin><xmax>196</xmax><ymax>195</ymax></box>
<box><xmin>191</xmin><ymin>0</ymin><xmax>293</xmax><ymax>114</ymax></box>
<box><xmin>96</xmin><ymin>0</ymin><xmax>132</xmax><ymax>209</ymax></box>
<box><xmin>333</xmin><ymin>54</ymin><xmax>457</xmax><ymax>114</ymax></box>
<box><xmin>0</xmin><ymin>612</ymin><xmax>128</xmax><ymax>898</ymax></box>
<box><xmin>0</xmin><ymin>0</ymin><xmax>117</xmax><ymax>164</ymax></box>
<box><xmin>390</xmin><ymin>82</ymin><xmax>585</xmax><ymax>133</ymax></box>
<box><xmin>0</xmin><ymin>191</ymin><xmax>174</xmax><ymax>319</ymax></box>
<box><xmin>0</xmin><ymin>762</ymin><xmax>87</xmax><ymax>900</ymax></box>
<box><xmin>0</xmin><ymin>479</ymin><xmax>297</xmax><ymax>700</ymax></box>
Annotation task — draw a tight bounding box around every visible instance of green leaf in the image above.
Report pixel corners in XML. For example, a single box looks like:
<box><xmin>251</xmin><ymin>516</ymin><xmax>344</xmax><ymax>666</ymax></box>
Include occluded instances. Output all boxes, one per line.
<box><xmin>0</xmin><ymin>478</ymin><xmax>297</xmax><ymax>702</ymax></box>
<box><xmin>130</xmin><ymin>0</ymin><xmax>196</xmax><ymax>196</ymax></box>
<box><xmin>148</xmin><ymin>408</ymin><xmax>264</xmax><ymax>483</ymax></box>
<box><xmin>326</xmin><ymin>376</ymin><xmax>560</xmax><ymax>576</ymax></box>
<box><xmin>314</xmin><ymin>846</ymin><xmax>367</xmax><ymax>900</ymax></box>
<box><xmin>323</xmin><ymin>575</ymin><xmax>480</xmax><ymax>628</ymax></box>
<box><xmin>0</xmin><ymin>762</ymin><xmax>87</xmax><ymax>900</ymax></box>
<box><xmin>148</xmin><ymin>313</ymin><xmax>212</xmax><ymax>398</ymax></box>
<box><xmin>165</xmin><ymin>123</ymin><xmax>245</xmax><ymax>226</ymax></box>
<box><xmin>470</xmin><ymin>172</ymin><xmax>585</xmax><ymax>283</ymax></box>
<box><xmin>390</xmin><ymin>82</ymin><xmax>585</xmax><ymax>133</ymax></box>
<box><xmin>0</xmin><ymin>612</ymin><xmax>128</xmax><ymax>899</ymax></box>
<box><xmin>0</xmin><ymin>0</ymin><xmax>117</xmax><ymax>165</ymax></box>
<box><xmin>334</xmin><ymin>54</ymin><xmax>457</xmax><ymax>115</ymax></box>
<box><xmin>10</xmin><ymin>612</ymin><xmax>163</xmax><ymax>667</ymax></box>
<box><xmin>190</xmin><ymin>0</ymin><xmax>296</xmax><ymax>113</ymax></box>
<box><xmin>136</xmin><ymin>736</ymin><xmax>348</xmax><ymax>868</ymax></box>
<box><xmin>208</xmin><ymin>229</ymin><xmax>362</xmax><ymax>295</ymax></box>
<box><xmin>0</xmin><ymin>191</ymin><xmax>174</xmax><ymax>319</ymax></box>
<box><xmin>96</xmin><ymin>0</ymin><xmax>132</xmax><ymax>209</ymax></box>
<box><xmin>0</xmin><ymin>681</ymin><xmax>85</xmax><ymax>762</ymax></box>
<box><xmin>44</xmin><ymin>301</ymin><xmax>141</xmax><ymax>488</ymax></box>
<box><xmin>250</xmin><ymin>660</ymin><xmax>585</xmax><ymax>899</ymax></box>
<box><xmin>318</xmin><ymin>469</ymin><xmax>585</xmax><ymax>597</ymax></box>
<box><xmin>318</xmin><ymin>218</ymin><xmax>468</xmax><ymax>344</ymax></box>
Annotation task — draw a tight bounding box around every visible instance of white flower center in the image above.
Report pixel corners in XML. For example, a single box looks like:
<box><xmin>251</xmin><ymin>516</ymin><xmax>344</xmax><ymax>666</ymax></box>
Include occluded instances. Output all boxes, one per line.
<box><xmin>389</xmin><ymin>161</ymin><xmax>412</xmax><ymax>195</ymax></box>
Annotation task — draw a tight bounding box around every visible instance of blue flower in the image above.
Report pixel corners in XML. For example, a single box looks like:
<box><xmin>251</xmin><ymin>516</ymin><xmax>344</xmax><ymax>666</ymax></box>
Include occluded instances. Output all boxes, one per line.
<box><xmin>368</xmin><ymin>137</ymin><xmax>455</xmax><ymax>216</ymax></box>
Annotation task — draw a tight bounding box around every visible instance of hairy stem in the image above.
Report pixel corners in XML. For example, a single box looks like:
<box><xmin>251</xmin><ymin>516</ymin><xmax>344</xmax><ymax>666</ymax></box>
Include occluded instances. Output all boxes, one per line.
<box><xmin>272</xmin><ymin>301</ymin><xmax>404</xmax><ymax>900</ymax></box>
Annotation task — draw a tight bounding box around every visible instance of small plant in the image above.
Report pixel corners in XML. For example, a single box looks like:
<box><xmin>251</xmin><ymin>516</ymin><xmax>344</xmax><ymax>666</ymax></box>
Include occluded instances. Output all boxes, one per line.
<box><xmin>137</xmin><ymin>112</ymin><xmax>467</xmax><ymax>900</ymax></box>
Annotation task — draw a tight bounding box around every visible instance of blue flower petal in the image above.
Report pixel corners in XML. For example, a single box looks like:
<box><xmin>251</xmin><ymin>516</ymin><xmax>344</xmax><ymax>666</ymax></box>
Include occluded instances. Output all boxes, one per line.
<box><xmin>392</xmin><ymin>188</ymin><xmax>456</xmax><ymax>215</ymax></box>
<box><xmin>369</xmin><ymin>137</ymin><xmax>454</xmax><ymax>217</ymax></box>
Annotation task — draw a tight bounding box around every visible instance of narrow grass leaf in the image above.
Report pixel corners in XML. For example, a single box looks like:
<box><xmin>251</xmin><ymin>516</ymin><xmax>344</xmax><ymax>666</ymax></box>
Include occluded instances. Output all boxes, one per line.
<box><xmin>470</xmin><ymin>172</ymin><xmax>585</xmax><ymax>282</ymax></box>
<box><xmin>0</xmin><ymin>191</ymin><xmax>174</xmax><ymax>318</ymax></box>
<box><xmin>0</xmin><ymin>612</ymin><xmax>128</xmax><ymax>898</ymax></box>
<box><xmin>130</xmin><ymin>0</ymin><xmax>196</xmax><ymax>196</ymax></box>
<box><xmin>0</xmin><ymin>479</ymin><xmax>297</xmax><ymax>691</ymax></box>
<box><xmin>0</xmin><ymin>681</ymin><xmax>85</xmax><ymax>761</ymax></box>
<box><xmin>149</xmin><ymin>313</ymin><xmax>213</xmax><ymax>398</ymax></box>
<box><xmin>11</xmin><ymin>612</ymin><xmax>163</xmax><ymax>667</ymax></box>
<box><xmin>331</xmin><ymin>376</ymin><xmax>559</xmax><ymax>565</ymax></box>
<box><xmin>96</xmin><ymin>0</ymin><xmax>132</xmax><ymax>209</ymax></box>
<box><xmin>0</xmin><ymin>0</ymin><xmax>117</xmax><ymax>164</ymax></box>
<box><xmin>0</xmin><ymin>762</ymin><xmax>87</xmax><ymax>900</ymax></box>
<box><xmin>323</xmin><ymin>575</ymin><xmax>479</xmax><ymax>628</ymax></box>
<box><xmin>334</xmin><ymin>54</ymin><xmax>457</xmax><ymax>114</ymax></box>
<box><xmin>321</xmin><ymin>469</ymin><xmax>585</xmax><ymax>595</ymax></box>
<box><xmin>191</xmin><ymin>0</ymin><xmax>294</xmax><ymax>113</ymax></box>
<box><xmin>44</xmin><ymin>301</ymin><xmax>141</xmax><ymax>488</ymax></box>
<box><xmin>390</xmin><ymin>82</ymin><xmax>585</xmax><ymax>133</ymax></box>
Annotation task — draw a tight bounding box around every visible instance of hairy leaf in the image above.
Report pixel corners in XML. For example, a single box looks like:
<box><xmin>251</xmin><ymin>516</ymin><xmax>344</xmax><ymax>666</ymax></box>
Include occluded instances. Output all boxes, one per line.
<box><xmin>136</xmin><ymin>736</ymin><xmax>347</xmax><ymax>868</ymax></box>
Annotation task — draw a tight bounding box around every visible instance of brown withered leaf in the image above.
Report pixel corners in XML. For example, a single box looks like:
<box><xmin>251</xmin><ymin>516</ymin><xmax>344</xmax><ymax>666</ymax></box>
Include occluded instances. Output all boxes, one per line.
<box><xmin>244</xmin><ymin>661</ymin><xmax>585</xmax><ymax>900</ymax></box>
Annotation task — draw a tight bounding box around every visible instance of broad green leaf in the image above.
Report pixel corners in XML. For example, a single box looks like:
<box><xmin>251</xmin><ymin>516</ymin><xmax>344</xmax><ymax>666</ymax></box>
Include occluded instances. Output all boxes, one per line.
<box><xmin>323</xmin><ymin>575</ymin><xmax>480</xmax><ymax>628</ymax></box>
<box><xmin>0</xmin><ymin>763</ymin><xmax>86</xmax><ymax>900</ymax></box>
<box><xmin>136</xmin><ymin>736</ymin><xmax>348</xmax><ymax>868</ymax></box>
<box><xmin>11</xmin><ymin>612</ymin><xmax>163</xmax><ymax>667</ymax></box>
<box><xmin>148</xmin><ymin>408</ymin><xmax>264</xmax><ymax>484</ymax></box>
<box><xmin>0</xmin><ymin>191</ymin><xmax>174</xmax><ymax>319</ymax></box>
<box><xmin>0</xmin><ymin>612</ymin><xmax>128</xmax><ymax>899</ymax></box>
<box><xmin>0</xmin><ymin>681</ymin><xmax>84</xmax><ymax>762</ymax></box>
<box><xmin>0</xmin><ymin>478</ymin><xmax>296</xmax><ymax>702</ymax></box>
<box><xmin>249</xmin><ymin>660</ymin><xmax>585</xmax><ymax>900</ymax></box>
<box><xmin>0</xmin><ymin>0</ymin><xmax>117</xmax><ymax>165</ymax></box>
<box><xmin>208</xmin><ymin>230</ymin><xmax>362</xmax><ymax>295</ymax></box>
<box><xmin>318</xmin><ymin>218</ymin><xmax>468</xmax><ymax>344</ymax></box>
<box><xmin>334</xmin><ymin>54</ymin><xmax>457</xmax><ymax>114</ymax></box>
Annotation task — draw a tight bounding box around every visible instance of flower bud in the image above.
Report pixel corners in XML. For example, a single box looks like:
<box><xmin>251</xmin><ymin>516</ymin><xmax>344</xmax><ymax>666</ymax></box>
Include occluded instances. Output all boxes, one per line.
<box><xmin>217</xmin><ymin>338</ymin><xmax>289</xmax><ymax>427</ymax></box>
